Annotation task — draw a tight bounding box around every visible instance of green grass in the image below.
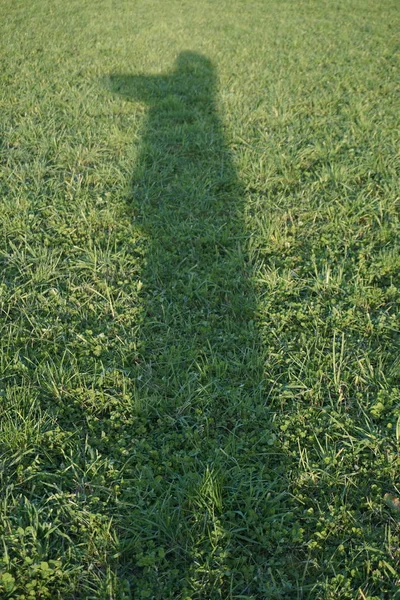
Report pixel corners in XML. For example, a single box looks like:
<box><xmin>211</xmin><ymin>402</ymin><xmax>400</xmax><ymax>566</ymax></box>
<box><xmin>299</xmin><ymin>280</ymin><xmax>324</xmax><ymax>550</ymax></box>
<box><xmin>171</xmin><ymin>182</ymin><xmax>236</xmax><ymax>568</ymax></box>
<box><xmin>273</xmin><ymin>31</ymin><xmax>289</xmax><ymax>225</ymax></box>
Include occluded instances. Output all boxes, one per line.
<box><xmin>0</xmin><ymin>0</ymin><xmax>399</xmax><ymax>598</ymax></box>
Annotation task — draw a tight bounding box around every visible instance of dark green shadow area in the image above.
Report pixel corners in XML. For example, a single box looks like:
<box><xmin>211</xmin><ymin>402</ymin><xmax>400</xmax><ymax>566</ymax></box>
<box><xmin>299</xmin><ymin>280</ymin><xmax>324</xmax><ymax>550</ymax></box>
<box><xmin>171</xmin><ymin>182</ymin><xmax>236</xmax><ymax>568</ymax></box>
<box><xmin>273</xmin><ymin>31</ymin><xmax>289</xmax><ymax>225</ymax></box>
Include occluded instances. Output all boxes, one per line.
<box><xmin>110</xmin><ymin>52</ymin><xmax>261</xmax><ymax>414</ymax></box>
<box><xmin>108</xmin><ymin>53</ymin><xmax>290</xmax><ymax>598</ymax></box>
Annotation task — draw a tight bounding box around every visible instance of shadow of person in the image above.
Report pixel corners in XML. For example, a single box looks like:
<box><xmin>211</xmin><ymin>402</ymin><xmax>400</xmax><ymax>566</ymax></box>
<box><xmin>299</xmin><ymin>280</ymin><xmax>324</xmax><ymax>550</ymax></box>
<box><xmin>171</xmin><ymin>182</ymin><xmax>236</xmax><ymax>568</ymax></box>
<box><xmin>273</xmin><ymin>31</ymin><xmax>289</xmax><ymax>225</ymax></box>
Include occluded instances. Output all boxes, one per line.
<box><xmin>107</xmin><ymin>52</ymin><xmax>276</xmax><ymax>596</ymax></box>
<box><xmin>110</xmin><ymin>52</ymin><xmax>262</xmax><ymax>414</ymax></box>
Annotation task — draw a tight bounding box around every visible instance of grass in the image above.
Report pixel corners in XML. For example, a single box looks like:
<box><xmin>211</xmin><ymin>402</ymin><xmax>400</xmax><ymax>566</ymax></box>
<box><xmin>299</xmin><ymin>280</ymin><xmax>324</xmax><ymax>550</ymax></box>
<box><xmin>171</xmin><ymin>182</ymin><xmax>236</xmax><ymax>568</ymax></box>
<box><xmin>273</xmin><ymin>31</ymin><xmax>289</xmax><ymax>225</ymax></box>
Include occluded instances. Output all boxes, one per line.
<box><xmin>0</xmin><ymin>0</ymin><xmax>399</xmax><ymax>597</ymax></box>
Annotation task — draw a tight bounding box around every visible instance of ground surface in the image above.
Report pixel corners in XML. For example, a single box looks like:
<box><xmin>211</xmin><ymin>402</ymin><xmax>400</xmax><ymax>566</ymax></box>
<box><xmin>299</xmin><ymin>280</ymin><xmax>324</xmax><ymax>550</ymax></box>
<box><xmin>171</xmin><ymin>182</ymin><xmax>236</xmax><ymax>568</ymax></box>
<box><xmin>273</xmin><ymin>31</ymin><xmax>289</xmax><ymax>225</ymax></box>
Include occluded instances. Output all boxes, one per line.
<box><xmin>1</xmin><ymin>0</ymin><xmax>399</xmax><ymax>598</ymax></box>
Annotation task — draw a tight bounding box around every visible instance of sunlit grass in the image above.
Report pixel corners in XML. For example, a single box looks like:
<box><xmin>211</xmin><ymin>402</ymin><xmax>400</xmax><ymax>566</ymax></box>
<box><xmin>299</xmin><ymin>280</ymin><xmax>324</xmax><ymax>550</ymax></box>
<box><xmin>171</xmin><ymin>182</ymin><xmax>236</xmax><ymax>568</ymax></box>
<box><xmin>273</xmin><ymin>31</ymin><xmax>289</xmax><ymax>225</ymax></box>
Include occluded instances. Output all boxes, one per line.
<box><xmin>1</xmin><ymin>0</ymin><xmax>399</xmax><ymax>598</ymax></box>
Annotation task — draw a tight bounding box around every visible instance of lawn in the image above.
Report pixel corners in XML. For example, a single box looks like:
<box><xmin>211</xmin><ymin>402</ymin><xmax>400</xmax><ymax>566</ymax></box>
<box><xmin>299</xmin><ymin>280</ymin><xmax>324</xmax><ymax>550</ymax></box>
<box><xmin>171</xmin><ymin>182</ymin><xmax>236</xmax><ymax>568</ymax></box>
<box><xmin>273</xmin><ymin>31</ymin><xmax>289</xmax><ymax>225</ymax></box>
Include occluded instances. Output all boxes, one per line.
<box><xmin>0</xmin><ymin>0</ymin><xmax>399</xmax><ymax>598</ymax></box>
